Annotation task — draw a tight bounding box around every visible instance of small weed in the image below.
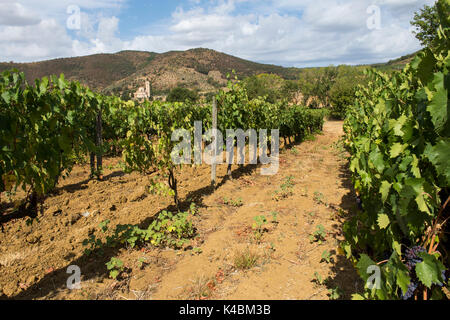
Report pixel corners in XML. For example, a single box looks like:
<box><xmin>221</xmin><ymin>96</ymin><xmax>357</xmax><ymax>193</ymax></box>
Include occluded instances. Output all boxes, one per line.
<box><xmin>233</xmin><ymin>248</ymin><xmax>260</xmax><ymax>270</ymax></box>
<box><xmin>313</xmin><ymin>191</ymin><xmax>328</xmax><ymax>207</ymax></box>
<box><xmin>186</xmin><ymin>275</ymin><xmax>216</xmax><ymax>300</ymax></box>
<box><xmin>321</xmin><ymin>250</ymin><xmax>332</xmax><ymax>263</ymax></box>
<box><xmin>83</xmin><ymin>208</ymin><xmax>196</xmax><ymax>256</ymax></box>
<box><xmin>270</xmin><ymin>211</ymin><xmax>279</xmax><ymax>223</ymax></box>
<box><xmin>328</xmin><ymin>287</ymin><xmax>343</xmax><ymax>300</ymax></box>
<box><xmin>137</xmin><ymin>257</ymin><xmax>148</xmax><ymax>270</ymax></box>
<box><xmin>272</xmin><ymin>176</ymin><xmax>295</xmax><ymax>201</ymax></box>
<box><xmin>309</xmin><ymin>225</ymin><xmax>327</xmax><ymax>244</ymax></box>
<box><xmin>106</xmin><ymin>257</ymin><xmax>124</xmax><ymax>279</ymax></box>
<box><xmin>331</xmin><ymin>208</ymin><xmax>346</xmax><ymax>220</ymax></box>
<box><xmin>313</xmin><ymin>272</ymin><xmax>325</xmax><ymax>285</ymax></box>
<box><xmin>223</xmin><ymin>197</ymin><xmax>243</xmax><ymax>207</ymax></box>
<box><xmin>252</xmin><ymin>215</ymin><xmax>268</xmax><ymax>243</ymax></box>
<box><xmin>192</xmin><ymin>247</ymin><xmax>203</xmax><ymax>255</ymax></box>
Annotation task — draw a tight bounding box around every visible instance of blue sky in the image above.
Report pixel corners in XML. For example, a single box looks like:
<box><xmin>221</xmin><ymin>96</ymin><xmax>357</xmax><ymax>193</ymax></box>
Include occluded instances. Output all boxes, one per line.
<box><xmin>0</xmin><ymin>0</ymin><xmax>436</xmax><ymax>67</ymax></box>
<box><xmin>118</xmin><ymin>1</ymin><xmax>180</xmax><ymax>39</ymax></box>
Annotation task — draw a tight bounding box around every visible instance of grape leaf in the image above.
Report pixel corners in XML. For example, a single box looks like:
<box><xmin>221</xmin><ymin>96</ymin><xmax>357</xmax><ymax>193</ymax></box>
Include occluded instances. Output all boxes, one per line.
<box><xmin>427</xmin><ymin>85</ymin><xmax>448</xmax><ymax>132</ymax></box>
<box><xmin>369</xmin><ymin>148</ymin><xmax>385</xmax><ymax>173</ymax></box>
<box><xmin>356</xmin><ymin>254</ymin><xmax>377</xmax><ymax>282</ymax></box>
<box><xmin>377</xmin><ymin>213</ymin><xmax>390</xmax><ymax>229</ymax></box>
<box><xmin>390</xmin><ymin>143</ymin><xmax>407</xmax><ymax>158</ymax></box>
<box><xmin>389</xmin><ymin>115</ymin><xmax>407</xmax><ymax>136</ymax></box>
<box><xmin>424</xmin><ymin>138</ymin><xmax>450</xmax><ymax>184</ymax></box>
<box><xmin>416</xmin><ymin>252</ymin><xmax>446</xmax><ymax>289</ymax></box>
<box><xmin>416</xmin><ymin>48</ymin><xmax>437</xmax><ymax>85</ymax></box>
<box><xmin>1</xmin><ymin>91</ymin><xmax>10</xmax><ymax>104</ymax></box>
<box><xmin>380</xmin><ymin>181</ymin><xmax>391</xmax><ymax>203</ymax></box>
<box><xmin>351</xmin><ymin>294</ymin><xmax>365</xmax><ymax>300</ymax></box>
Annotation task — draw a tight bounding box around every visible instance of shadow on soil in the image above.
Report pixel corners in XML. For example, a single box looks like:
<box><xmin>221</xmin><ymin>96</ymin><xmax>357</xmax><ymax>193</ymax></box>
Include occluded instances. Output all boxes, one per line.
<box><xmin>324</xmin><ymin>162</ymin><xmax>364</xmax><ymax>300</ymax></box>
<box><xmin>2</xmin><ymin>134</ymin><xmax>360</xmax><ymax>300</ymax></box>
<box><xmin>3</xmin><ymin>162</ymin><xmax>260</xmax><ymax>300</ymax></box>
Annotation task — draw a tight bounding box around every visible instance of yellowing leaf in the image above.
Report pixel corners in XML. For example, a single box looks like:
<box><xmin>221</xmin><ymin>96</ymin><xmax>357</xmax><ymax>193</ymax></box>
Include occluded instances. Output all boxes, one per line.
<box><xmin>380</xmin><ymin>181</ymin><xmax>391</xmax><ymax>203</ymax></box>
<box><xmin>377</xmin><ymin>213</ymin><xmax>390</xmax><ymax>229</ymax></box>
<box><xmin>390</xmin><ymin>143</ymin><xmax>407</xmax><ymax>158</ymax></box>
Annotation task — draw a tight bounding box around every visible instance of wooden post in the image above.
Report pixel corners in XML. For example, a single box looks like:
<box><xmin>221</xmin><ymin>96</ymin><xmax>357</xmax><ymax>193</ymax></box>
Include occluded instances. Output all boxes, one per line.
<box><xmin>90</xmin><ymin>152</ymin><xmax>95</xmax><ymax>179</ymax></box>
<box><xmin>211</xmin><ymin>97</ymin><xmax>217</xmax><ymax>187</ymax></box>
<box><xmin>96</xmin><ymin>110</ymin><xmax>103</xmax><ymax>179</ymax></box>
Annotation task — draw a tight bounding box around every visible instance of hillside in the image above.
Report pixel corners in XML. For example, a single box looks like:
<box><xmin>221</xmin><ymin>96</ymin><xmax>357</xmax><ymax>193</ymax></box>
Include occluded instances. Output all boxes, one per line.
<box><xmin>0</xmin><ymin>48</ymin><xmax>301</xmax><ymax>96</ymax></box>
<box><xmin>370</xmin><ymin>51</ymin><xmax>419</xmax><ymax>71</ymax></box>
<box><xmin>0</xmin><ymin>48</ymin><xmax>418</xmax><ymax>98</ymax></box>
<box><xmin>0</xmin><ymin>51</ymin><xmax>156</xmax><ymax>91</ymax></box>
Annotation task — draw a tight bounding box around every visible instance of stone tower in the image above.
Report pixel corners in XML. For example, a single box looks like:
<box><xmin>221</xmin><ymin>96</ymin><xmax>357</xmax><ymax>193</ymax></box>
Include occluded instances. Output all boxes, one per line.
<box><xmin>145</xmin><ymin>81</ymin><xmax>150</xmax><ymax>98</ymax></box>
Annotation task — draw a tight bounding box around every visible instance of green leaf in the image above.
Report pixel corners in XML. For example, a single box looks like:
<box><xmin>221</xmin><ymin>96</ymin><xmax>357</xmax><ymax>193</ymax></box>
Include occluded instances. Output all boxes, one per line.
<box><xmin>369</xmin><ymin>148</ymin><xmax>385</xmax><ymax>173</ymax></box>
<box><xmin>389</xmin><ymin>114</ymin><xmax>407</xmax><ymax>136</ymax></box>
<box><xmin>40</xmin><ymin>77</ymin><xmax>49</xmax><ymax>93</ymax></box>
<box><xmin>356</xmin><ymin>254</ymin><xmax>377</xmax><ymax>282</ymax></box>
<box><xmin>351</xmin><ymin>293</ymin><xmax>365</xmax><ymax>300</ymax></box>
<box><xmin>415</xmin><ymin>252</ymin><xmax>446</xmax><ymax>289</ymax></box>
<box><xmin>380</xmin><ymin>181</ymin><xmax>391</xmax><ymax>203</ymax></box>
<box><xmin>377</xmin><ymin>213</ymin><xmax>390</xmax><ymax>229</ymax></box>
<box><xmin>390</xmin><ymin>143</ymin><xmax>407</xmax><ymax>158</ymax></box>
<box><xmin>392</xmin><ymin>241</ymin><xmax>402</xmax><ymax>256</ymax></box>
<box><xmin>426</xmin><ymin>73</ymin><xmax>448</xmax><ymax>132</ymax></box>
<box><xmin>416</xmin><ymin>48</ymin><xmax>437</xmax><ymax>84</ymax></box>
<box><xmin>411</xmin><ymin>155</ymin><xmax>421</xmax><ymax>178</ymax></box>
<box><xmin>403</xmin><ymin>178</ymin><xmax>429</xmax><ymax>213</ymax></box>
<box><xmin>110</xmin><ymin>270</ymin><xmax>119</xmax><ymax>279</ymax></box>
<box><xmin>396</xmin><ymin>267</ymin><xmax>411</xmax><ymax>295</ymax></box>
<box><xmin>1</xmin><ymin>91</ymin><xmax>10</xmax><ymax>104</ymax></box>
<box><xmin>424</xmin><ymin>138</ymin><xmax>450</xmax><ymax>184</ymax></box>
<box><xmin>415</xmin><ymin>194</ymin><xmax>429</xmax><ymax>213</ymax></box>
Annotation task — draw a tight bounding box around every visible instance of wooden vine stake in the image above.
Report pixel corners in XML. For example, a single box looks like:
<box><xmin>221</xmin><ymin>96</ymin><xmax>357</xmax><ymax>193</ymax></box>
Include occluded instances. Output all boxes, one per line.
<box><xmin>96</xmin><ymin>109</ymin><xmax>103</xmax><ymax>180</ymax></box>
<box><xmin>90</xmin><ymin>110</ymin><xmax>103</xmax><ymax>180</ymax></box>
<box><xmin>211</xmin><ymin>97</ymin><xmax>217</xmax><ymax>188</ymax></box>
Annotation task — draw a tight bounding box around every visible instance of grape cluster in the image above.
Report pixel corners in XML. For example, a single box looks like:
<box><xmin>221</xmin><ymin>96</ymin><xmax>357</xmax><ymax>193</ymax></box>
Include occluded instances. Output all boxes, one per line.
<box><xmin>401</xmin><ymin>246</ymin><xmax>426</xmax><ymax>300</ymax></box>
<box><xmin>401</xmin><ymin>246</ymin><xmax>448</xmax><ymax>299</ymax></box>
<box><xmin>439</xmin><ymin>270</ymin><xmax>447</xmax><ymax>287</ymax></box>
<box><xmin>402</xmin><ymin>282</ymin><xmax>419</xmax><ymax>300</ymax></box>
<box><xmin>355</xmin><ymin>196</ymin><xmax>363</xmax><ymax>210</ymax></box>
<box><xmin>404</xmin><ymin>246</ymin><xmax>426</xmax><ymax>271</ymax></box>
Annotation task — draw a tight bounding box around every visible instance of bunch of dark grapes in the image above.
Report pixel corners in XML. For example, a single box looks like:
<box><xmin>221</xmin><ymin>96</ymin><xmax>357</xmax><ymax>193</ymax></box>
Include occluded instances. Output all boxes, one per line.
<box><xmin>401</xmin><ymin>246</ymin><xmax>448</xmax><ymax>299</ymax></box>
<box><xmin>404</xmin><ymin>246</ymin><xmax>426</xmax><ymax>271</ymax></box>
<box><xmin>439</xmin><ymin>270</ymin><xmax>447</xmax><ymax>287</ymax></box>
<box><xmin>402</xmin><ymin>282</ymin><xmax>419</xmax><ymax>300</ymax></box>
<box><xmin>355</xmin><ymin>196</ymin><xmax>363</xmax><ymax>210</ymax></box>
<box><xmin>401</xmin><ymin>246</ymin><xmax>426</xmax><ymax>300</ymax></box>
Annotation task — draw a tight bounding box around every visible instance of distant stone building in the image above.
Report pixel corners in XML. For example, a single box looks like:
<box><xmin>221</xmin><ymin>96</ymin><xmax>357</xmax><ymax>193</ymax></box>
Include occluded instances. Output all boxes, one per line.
<box><xmin>134</xmin><ymin>80</ymin><xmax>151</xmax><ymax>100</ymax></box>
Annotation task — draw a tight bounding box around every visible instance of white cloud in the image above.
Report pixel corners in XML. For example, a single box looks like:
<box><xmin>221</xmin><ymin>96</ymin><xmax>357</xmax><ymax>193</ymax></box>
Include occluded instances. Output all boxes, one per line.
<box><xmin>0</xmin><ymin>19</ymin><xmax>73</xmax><ymax>61</ymax></box>
<box><xmin>0</xmin><ymin>0</ymin><xmax>439</xmax><ymax>66</ymax></box>
<box><xmin>0</xmin><ymin>2</ymin><xmax>40</xmax><ymax>26</ymax></box>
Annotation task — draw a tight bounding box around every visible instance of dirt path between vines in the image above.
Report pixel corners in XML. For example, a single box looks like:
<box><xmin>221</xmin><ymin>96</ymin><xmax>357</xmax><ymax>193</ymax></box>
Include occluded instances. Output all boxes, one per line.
<box><xmin>0</xmin><ymin>120</ymin><xmax>362</xmax><ymax>300</ymax></box>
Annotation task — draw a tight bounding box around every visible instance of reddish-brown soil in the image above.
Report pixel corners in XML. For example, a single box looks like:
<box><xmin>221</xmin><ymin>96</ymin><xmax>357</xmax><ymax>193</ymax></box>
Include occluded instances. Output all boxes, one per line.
<box><xmin>0</xmin><ymin>120</ymin><xmax>362</xmax><ymax>300</ymax></box>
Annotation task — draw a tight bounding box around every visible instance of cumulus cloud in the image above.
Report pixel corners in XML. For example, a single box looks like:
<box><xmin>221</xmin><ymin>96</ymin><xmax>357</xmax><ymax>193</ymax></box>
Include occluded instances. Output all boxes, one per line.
<box><xmin>124</xmin><ymin>0</ymin><xmax>436</xmax><ymax>66</ymax></box>
<box><xmin>0</xmin><ymin>0</ymin><xmax>438</xmax><ymax>66</ymax></box>
<box><xmin>0</xmin><ymin>2</ymin><xmax>40</xmax><ymax>26</ymax></box>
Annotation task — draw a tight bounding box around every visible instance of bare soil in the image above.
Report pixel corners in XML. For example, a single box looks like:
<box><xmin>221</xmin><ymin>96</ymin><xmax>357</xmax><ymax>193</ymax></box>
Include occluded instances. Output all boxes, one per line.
<box><xmin>0</xmin><ymin>120</ymin><xmax>362</xmax><ymax>300</ymax></box>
